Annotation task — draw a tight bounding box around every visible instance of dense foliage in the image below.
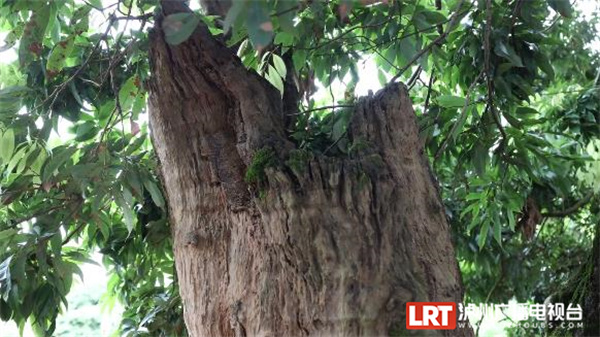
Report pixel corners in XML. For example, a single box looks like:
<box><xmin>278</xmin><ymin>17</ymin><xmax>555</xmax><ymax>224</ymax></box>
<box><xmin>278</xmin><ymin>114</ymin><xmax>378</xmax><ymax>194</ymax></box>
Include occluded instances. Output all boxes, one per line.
<box><xmin>0</xmin><ymin>0</ymin><xmax>598</xmax><ymax>336</ymax></box>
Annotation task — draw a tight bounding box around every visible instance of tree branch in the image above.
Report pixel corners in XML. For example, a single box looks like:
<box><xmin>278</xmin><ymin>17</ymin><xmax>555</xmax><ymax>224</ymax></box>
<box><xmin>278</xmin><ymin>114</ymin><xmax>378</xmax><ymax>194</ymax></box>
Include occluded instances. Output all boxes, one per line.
<box><xmin>542</xmin><ymin>192</ymin><xmax>594</xmax><ymax>217</ymax></box>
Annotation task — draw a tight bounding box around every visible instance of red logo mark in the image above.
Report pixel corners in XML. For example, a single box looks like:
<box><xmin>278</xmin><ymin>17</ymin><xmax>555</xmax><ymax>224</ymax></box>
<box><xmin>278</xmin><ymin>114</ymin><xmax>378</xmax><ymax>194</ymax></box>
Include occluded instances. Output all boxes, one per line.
<box><xmin>406</xmin><ymin>302</ymin><xmax>457</xmax><ymax>330</ymax></box>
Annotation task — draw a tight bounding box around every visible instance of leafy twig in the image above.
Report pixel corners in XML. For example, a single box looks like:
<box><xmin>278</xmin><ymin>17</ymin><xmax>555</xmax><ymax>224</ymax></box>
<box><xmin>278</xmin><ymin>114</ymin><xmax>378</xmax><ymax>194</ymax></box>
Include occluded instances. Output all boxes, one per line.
<box><xmin>434</xmin><ymin>70</ymin><xmax>484</xmax><ymax>162</ymax></box>
<box><xmin>36</xmin><ymin>12</ymin><xmax>117</xmax><ymax>113</ymax></box>
<box><xmin>390</xmin><ymin>0</ymin><xmax>468</xmax><ymax>83</ymax></box>
<box><xmin>484</xmin><ymin>0</ymin><xmax>507</xmax><ymax>141</ymax></box>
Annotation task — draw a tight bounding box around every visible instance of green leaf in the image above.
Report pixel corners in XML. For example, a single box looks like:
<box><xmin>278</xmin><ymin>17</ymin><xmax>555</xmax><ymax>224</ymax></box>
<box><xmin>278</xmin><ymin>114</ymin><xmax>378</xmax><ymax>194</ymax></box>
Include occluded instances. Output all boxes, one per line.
<box><xmin>236</xmin><ymin>39</ymin><xmax>250</xmax><ymax>57</ymax></box>
<box><xmin>131</xmin><ymin>92</ymin><xmax>146</xmax><ymax>120</ymax></box>
<box><xmin>507</xmin><ymin>209</ymin><xmax>516</xmax><ymax>231</ymax></box>
<box><xmin>143</xmin><ymin>179</ymin><xmax>165</xmax><ymax>210</ymax></box>
<box><xmin>503</xmin><ymin>111</ymin><xmax>523</xmax><ymax>129</ymax></box>
<box><xmin>0</xmin><ymin>299</ymin><xmax>12</xmax><ymax>321</ymax></box>
<box><xmin>46</xmin><ymin>36</ymin><xmax>75</xmax><ymax>77</ymax></box>
<box><xmin>535</xmin><ymin>52</ymin><xmax>554</xmax><ymax>79</ymax></box>
<box><xmin>437</xmin><ymin>95</ymin><xmax>465</xmax><ymax>108</ymax></box>
<box><xmin>0</xmin><ymin>229</ymin><xmax>17</xmax><ymax>242</ymax></box>
<box><xmin>119</xmin><ymin>75</ymin><xmax>141</xmax><ymax>112</ymax></box>
<box><xmin>18</xmin><ymin>6</ymin><xmax>53</xmax><ymax>67</ymax></box>
<box><xmin>465</xmin><ymin>192</ymin><xmax>483</xmax><ymax>201</ymax></box>
<box><xmin>0</xmin><ymin>128</ymin><xmax>15</xmax><ymax>165</ymax></box>
<box><xmin>421</xmin><ymin>10</ymin><xmax>447</xmax><ymax>25</ymax></box>
<box><xmin>116</xmin><ymin>190</ymin><xmax>135</xmax><ymax>233</ymax></box>
<box><xmin>399</xmin><ymin>38</ymin><xmax>416</xmax><ymax>65</ymax></box>
<box><xmin>515</xmin><ymin>106</ymin><xmax>539</xmax><ymax>116</ymax></box>
<box><xmin>124</xmin><ymin>169</ymin><xmax>143</xmax><ymax>197</ymax></box>
<box><xmin>377</xmin><ymin>68</ymin><xmax>387</xmax><ymax>86</ymax></box>
<box><xmin>472</xmin><ymin>142</ymin><xmax>488</xmax><ymax>176</ymax></box>
<box><xmin>70</xmin><ymin>6</ymin><xmax>91</xmax><ymax>34</ymax></box>
<box><xmin>0</xmin><ymin>86</ymin><xmax>30</xmax><ymax>116</ymax></box>
<box><xmin>74</xmin><ymin>121</ymin><xmax>98</xmax><ymax>142</ymax></box>
<box><xmin>547</xmin><ymin>0</ymin><xmax>572</xmax><ymax>17</ymax></box>
<box><xmin>413</xmin><ymin>12</ymin><xmax>430</xmax><ymax>31</ymax></box>
<box><xmin>0</xmin><ymin>255</ymin><xmax>13</xmax><ymax>301</ymax></box>
<box><xmin>246</xmin><ymin>2</ymin><xmax>273</xmax><ymax>49</ymax></box>
<box><xmin>266</xmin><ymin>65</ymin><xmax>284</xmax><ymax>96</ymax></box>
<box><xmin>292</xmin><ymin>49</ymin><xmax>307</xmax><ymax>71</ymax></box>
<box><xmin>275</xmin><ymin>0</ymin><xmax>298</xmax><ymax>33</ymax></box>
<box><xmin>332</xmin><ymin>112</ymin><xmax>349</xmax><ymax>142</ymax></box>
<box><xmin>96</xmin><ymin>217</ymin><xmax>110</xmax><ymax>240</ymax></box>
<box><xmin>5</xmin><ymin>144</ymin><xmax>27</xmax><ymax>176</ymax></box>
<box><xmin>162</xmin><ymin>13</ymin><xmax>200</xmax><ymax>45</ymax></box>
<box><xmin>494</xmin><ymin>41</ymin><xmax>523</xmax><ymax>67</ymax></box>
<box><xmin>271</xmin><ymin>54</ymin><xmax>287</xmax><ymax>78</ymax></box>
<box><xmin>223</xmin><ymin>0</ymin><xmax>247</xmax><ymax>33</ymax></box>
<box><xmin>42</xmin><ymin>146</ymin><xmax>77</xmax><ymax>183</ymax></box>
<box><xmin>15</xmin><ymin>145</ymin><xmax>35</xmax><ymax>175</ymax></box>
<box><xmin>477</xmin><ymin>222</ymin><xmax>489</xmax><ymax>250</ymax></box>
<box><xmin>493</xmin><ymin>221</ymin><xmax>502</xmax><ymax>246</ymax></box>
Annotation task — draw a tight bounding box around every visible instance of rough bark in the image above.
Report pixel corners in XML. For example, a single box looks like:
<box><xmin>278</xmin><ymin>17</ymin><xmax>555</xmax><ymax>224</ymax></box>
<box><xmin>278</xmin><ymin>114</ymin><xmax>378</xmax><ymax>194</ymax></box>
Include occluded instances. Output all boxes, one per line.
<box><xmin>147</xmin><ymin>2</ymin><xmax>472</xmax><ymax>336</ymax></box>
<box><xmin>577</xmin><ymin>223</ymin><xmax>599</xmax><ymax>337</ymax></box>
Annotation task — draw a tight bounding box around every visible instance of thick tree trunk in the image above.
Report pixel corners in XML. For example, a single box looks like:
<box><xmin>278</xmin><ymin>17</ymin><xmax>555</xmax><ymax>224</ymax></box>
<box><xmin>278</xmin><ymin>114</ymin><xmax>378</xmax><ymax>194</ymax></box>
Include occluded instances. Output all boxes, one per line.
<box><xmin>147</xmin><ymin>2</ymin><xmax>473</xmax><ymax>336</ymax></box>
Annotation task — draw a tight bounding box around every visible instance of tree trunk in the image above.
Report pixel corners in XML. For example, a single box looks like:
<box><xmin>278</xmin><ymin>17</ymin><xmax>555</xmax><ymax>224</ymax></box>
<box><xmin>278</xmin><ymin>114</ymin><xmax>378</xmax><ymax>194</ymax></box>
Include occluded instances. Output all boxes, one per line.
<box><xmin>147</xmin><ymin>2</ymin><xmax>472</xmax><ymax>336</ymax></box>
<box><xmin>576</xmin><ymin>223</ymin><xmax>599</xmax><ymax>337</ymax></box>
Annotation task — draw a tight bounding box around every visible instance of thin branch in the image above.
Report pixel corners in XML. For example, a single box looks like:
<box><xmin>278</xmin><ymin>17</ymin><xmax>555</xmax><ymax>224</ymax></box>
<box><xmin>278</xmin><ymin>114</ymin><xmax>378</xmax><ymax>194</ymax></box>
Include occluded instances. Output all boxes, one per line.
<box><xmin>272</xmin><ymin>4</ymin><xmax>300</xmax><ymax>18</ymax></box>
<box><xmin>435</xmin><ymin>0</ymin><xmax>443</xmax><ymax>36</ymax></box>
<box><xmin>4</xmin><ymin>204</ymin><xmax>66</xmax><ymax>228</ymax></box>
<box><xmin>323</xmin><ymin>131</ymin><xmax>348</xmax><ymax>156</ymax></box>
<box><xmin>542</xmin><ymin>192</ymin><xmax>594</xmax><ymax>217</ymax></box>
<box><xmin>114</xmin><ymin>13</ymin><xmax>153</xmax><ymax>21</ymax></box>
<box><xmin>407</xmin><ymin>65</ymin><xmax>423</xmax><ymax>91</ymax></box>
<box><xmin>390</xmin><ymin>0</ymin><xmax>468</xmax><ymax>83</ymax></box>
<box><xmin>418</xmin><ymin>73</ymin><xmax>436</xmax><ymax>135</ymax></box>
<box><xmin>369</xmin><ymin>41</ymin><xmax>401</xmax><ymax>73</ymax></box>
<box><xmin>423</xmin><ymin>72</ymin><xmax>435</xmax><ymax>115</ymax></box>
<box><xmin>301</xmin><ymin>16</ymin><xmax>395</xmax><ymax>52</ymax></box>
<box><xmin>542</xmin><ymin>14</ymin><xmax>561</xmax><ymax>33</ymax></box>
<box><xmin>308</xmin><ymin>17</ymin><xmax>460</xmax><ymax>59</ymax></box>
<box><xmin>60</xmin><ymin>199</ymin><xmax>85</xmax><ymax>245</ymax></box>
<box><xmin>95</xmin><ymin>13</ymin><xmax>149</xmax><ymax>101</ymax></box>
<box><xmin>82</xmin><ymin>0</ymin><xmax>118</xmax><ymax>11</ymax></box>
<box><xmin>484</xmin><ymin>0</ymin><xmax>492</xmax><ymax>91</ymax></box>
<box><xmin>288</xmin><ymin>104</ymin><xmax>354</xmax><ymax>116</ymax></box>
<box><xmin>509</xmin><ymin>0</ymin><xmax>524</xmax><ymax>33</ymax></box>
<box><xmin>62</xmin><ymin>222</ymin><xmax>85</xmax><ymax>245</ymax></box>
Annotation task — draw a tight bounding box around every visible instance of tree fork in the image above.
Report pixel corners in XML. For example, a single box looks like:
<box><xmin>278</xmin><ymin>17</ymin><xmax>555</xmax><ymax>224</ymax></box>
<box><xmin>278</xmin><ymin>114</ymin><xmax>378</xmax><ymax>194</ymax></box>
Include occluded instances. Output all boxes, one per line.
<box><xmin>147</xmin><ymin>1</ymin><xmax>473</xmax><ymax>336</ymax></box>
